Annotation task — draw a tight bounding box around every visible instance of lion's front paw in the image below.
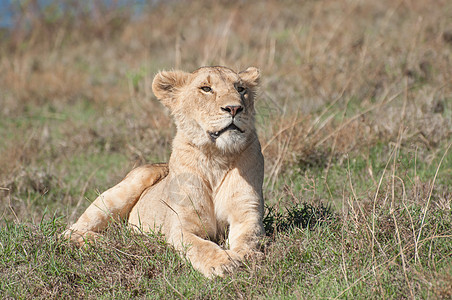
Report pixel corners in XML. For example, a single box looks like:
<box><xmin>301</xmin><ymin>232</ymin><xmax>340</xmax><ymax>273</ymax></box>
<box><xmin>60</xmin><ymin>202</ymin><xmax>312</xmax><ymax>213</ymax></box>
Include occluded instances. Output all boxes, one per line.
<box><xmin>60</xmin><ymin>229</ymin><xmax>100</xmax><ymax>247</ymax></box>
<box><xmin>201</xmin><ymin>250</ymin><xmax>242</xmax><ymax>278</ymax></box>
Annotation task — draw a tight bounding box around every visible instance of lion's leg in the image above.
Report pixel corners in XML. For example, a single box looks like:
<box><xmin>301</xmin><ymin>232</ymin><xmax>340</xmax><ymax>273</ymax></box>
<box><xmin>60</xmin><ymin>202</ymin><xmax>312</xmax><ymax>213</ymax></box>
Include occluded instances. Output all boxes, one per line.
<box><xmin>228</xmin><ymin>215</ymin><xmax>264</xmax><ymax>259</ymax></box>
<box><xmin>160</xmin><ymin>196</ymin><xmax>242</xmax><ymax>278</ymax></box>
<box><xmin>217</xmin><ymin>168</ymin><xmax>265</xmax><ymax>260</ymax></box>
<box><xmin>63</xmin><ymin>163</ymin><xmax>168</xmax><ymax>246</ymax></box>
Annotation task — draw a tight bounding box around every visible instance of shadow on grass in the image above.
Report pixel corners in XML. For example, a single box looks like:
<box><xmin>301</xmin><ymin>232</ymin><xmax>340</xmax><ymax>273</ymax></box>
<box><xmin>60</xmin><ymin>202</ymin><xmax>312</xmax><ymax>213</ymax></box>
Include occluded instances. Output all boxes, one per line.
<box><xmin>263</xmin><ymin>202</ymin><xmax>335</xmax><ymax>236</ymax></box>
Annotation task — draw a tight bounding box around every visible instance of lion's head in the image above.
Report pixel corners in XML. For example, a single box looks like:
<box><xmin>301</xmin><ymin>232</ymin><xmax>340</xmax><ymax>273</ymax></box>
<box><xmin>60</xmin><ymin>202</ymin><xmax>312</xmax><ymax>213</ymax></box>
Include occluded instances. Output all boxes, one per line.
<box><xmin>152</xmin><ymin>66</ymin><xmax>260</xmax><ymax>153</ymax></box>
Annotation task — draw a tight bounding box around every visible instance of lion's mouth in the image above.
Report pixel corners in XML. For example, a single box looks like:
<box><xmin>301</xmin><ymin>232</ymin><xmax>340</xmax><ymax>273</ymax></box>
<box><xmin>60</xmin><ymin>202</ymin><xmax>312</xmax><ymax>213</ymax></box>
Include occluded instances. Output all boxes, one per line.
<box><xmin>208</xmin><ymin>123</ymin><xmax>244</xmax><ymax>140</ymax></box>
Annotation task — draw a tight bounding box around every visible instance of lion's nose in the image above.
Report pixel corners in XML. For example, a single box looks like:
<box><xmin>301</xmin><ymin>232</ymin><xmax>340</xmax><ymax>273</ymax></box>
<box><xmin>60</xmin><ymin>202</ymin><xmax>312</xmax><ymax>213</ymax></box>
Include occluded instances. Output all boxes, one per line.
<box><xmin>221</xmin><ymin>105</ymin><xmax>243</xmax><ymax>117</ymax></box>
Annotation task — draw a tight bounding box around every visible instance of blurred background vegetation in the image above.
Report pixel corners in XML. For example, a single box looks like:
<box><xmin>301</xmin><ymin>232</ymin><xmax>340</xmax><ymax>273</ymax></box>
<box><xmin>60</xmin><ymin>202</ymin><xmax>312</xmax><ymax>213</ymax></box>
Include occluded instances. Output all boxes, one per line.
<box><xmin>0</xmin><ymin>0</ymin><xmax>451</xmax><ymax>298</ymax></box>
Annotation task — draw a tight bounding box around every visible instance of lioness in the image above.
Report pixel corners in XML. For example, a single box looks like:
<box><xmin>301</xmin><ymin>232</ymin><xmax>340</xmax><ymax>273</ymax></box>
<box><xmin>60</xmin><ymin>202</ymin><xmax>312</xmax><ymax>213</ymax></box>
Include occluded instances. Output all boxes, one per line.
<box><xmin>63</xmin><ymin>66</ymin><xmax>264</xmax><ymax>278</ymax></box>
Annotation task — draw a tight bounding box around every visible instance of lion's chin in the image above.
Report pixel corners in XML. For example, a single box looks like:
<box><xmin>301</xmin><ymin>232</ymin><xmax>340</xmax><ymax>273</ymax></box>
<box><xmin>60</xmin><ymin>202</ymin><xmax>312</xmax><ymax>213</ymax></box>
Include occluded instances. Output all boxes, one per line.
<box><xmin>214</xmin><ymin>131</ymin><xmax>249</xmax><ymax>153</ymax></box>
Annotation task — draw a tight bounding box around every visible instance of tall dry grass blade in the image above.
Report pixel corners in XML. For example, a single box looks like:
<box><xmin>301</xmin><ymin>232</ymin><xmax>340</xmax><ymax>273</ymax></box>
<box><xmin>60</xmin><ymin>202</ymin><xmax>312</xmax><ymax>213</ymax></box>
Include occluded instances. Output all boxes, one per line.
<box><xmin>370</xmin><ymin>142</ymin><xmax>397</xmax><ymax>273</ymax></box>
<box><xmin>392</xmin><ymin>175</ymin><xmax>414</xmax><ymax>299</ymax></box>
<box><xmin>415</xmin><ymin>141</ymin><xmax>451</xmax><ymax>264</ymax></box>
<box><xmin>324</xmin><ymin>96</ymin><xmax>350</xmax><ymax>182</ymax></box>
<box><xmin>175</xmin><ymin>34</ymin><xmax>182</xmax><ymax>70</ymax></box>
<box><xmin>69</xmin><ymin>167</ymin><xmax>101</xmax><ymax>222</ymax></box>
<box><xmin>163</xmin><ymin>267</ymin><xmax>188</xmax><ymax>300</ymax></box>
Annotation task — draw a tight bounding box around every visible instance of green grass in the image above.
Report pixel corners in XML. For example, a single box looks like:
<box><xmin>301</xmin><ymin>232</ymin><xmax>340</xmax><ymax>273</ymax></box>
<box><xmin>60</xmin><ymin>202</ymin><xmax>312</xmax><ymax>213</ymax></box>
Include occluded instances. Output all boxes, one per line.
<box><xmin>1</xmin><ymin>196</ymin><xmax>450</xmax><ymax>298</ymax></box>
<box><xmin>1</xmin><ymin>140</ymin><xmax>450</xmax><ymax>298</ymax></box>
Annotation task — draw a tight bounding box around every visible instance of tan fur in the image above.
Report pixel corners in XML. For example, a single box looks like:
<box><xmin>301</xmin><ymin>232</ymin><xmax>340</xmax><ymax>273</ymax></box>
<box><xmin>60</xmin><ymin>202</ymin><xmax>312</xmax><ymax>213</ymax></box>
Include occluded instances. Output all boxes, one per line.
<box><xmin>62</xmin><ymin>66</ymin><xmax>264</xmax><ymax>278</ymax></box>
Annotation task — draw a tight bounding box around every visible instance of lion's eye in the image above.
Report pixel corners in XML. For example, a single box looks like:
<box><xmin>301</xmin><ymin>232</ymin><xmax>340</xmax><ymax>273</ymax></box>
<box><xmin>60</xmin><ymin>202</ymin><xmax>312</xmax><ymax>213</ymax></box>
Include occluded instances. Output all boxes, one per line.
<box><xmin>200</xmin><ymin>86</ymin><xmax>212</xmax><ymax>93</ymax></box>
<box><xmin>236</xmin><ymin>86</ymin><xmax>246</xmax><ymax>94</ymax></box>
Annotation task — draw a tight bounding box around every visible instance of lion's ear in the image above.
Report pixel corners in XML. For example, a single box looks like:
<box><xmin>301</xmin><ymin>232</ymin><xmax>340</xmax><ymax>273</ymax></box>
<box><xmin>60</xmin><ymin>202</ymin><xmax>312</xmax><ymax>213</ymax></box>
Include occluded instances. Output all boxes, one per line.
<box><xmin>152</xmin><ymin>70</ymin><xmax>190</xmax><ymax>109</ymax></box>
<box><xmin>239</xmin><ymin>67</ymin><xmax>260</xmax><ymax>88</ymax></box>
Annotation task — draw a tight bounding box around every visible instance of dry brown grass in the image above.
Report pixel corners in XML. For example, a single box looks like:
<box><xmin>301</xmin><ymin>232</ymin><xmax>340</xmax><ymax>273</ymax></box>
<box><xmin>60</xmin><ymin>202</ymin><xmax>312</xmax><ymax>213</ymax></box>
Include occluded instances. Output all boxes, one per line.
<box><xmin>0</xmin><ymin>1</ymin><xmax>451</xmax><ymax>297</ymax></box>
<box><xmin>1</xmin><ymin>0</ymin><xmax>451</xmax><ymax>218</ymax></box>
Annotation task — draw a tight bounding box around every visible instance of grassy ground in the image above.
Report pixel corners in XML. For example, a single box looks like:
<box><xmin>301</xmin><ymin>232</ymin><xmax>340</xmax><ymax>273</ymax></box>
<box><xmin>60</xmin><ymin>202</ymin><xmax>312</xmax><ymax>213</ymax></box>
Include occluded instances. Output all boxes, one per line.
<box><xmin>1</xmin><ymin>0</ymin><xmax>451</xmax><ymax>298</ymax></box>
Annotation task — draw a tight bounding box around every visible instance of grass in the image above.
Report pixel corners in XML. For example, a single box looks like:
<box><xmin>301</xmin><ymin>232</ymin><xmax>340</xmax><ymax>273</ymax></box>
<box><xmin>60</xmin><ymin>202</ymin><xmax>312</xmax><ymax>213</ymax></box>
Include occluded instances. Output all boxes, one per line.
<box><xmin>1</xmin><ymin>0</ymin><xmax>451</xmax><ymax>298</ymax></box>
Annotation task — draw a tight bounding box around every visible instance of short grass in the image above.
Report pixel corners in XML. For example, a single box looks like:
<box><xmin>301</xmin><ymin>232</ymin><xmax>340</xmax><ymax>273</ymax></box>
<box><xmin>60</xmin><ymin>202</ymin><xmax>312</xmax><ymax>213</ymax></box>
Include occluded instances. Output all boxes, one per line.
<box><xmin>1</xmin><ymin>0</ymin><xmax>451</xmax><ymax>298</ymax></box>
